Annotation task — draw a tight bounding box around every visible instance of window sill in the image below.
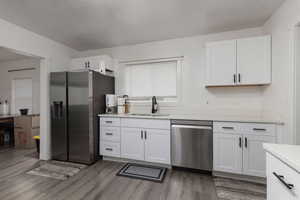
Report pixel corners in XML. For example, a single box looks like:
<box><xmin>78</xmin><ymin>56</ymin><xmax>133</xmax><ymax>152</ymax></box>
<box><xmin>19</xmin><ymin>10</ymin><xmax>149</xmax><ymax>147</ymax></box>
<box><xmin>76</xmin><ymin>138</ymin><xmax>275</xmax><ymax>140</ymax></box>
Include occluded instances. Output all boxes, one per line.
<box><xmin>128</xmin><ymin>100</ymin><xmax>178</xmax><ymax>107</ymax></box>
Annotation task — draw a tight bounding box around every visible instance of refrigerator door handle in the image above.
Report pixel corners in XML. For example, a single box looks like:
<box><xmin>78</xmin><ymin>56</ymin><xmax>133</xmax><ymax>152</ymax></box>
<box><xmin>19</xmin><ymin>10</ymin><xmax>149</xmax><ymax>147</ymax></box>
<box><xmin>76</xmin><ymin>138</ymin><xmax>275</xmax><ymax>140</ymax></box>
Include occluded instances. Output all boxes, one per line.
<box><xmin>53</xmin><ymin>101</ymin><xmax>63</xmax><ymax>119</ymax></box>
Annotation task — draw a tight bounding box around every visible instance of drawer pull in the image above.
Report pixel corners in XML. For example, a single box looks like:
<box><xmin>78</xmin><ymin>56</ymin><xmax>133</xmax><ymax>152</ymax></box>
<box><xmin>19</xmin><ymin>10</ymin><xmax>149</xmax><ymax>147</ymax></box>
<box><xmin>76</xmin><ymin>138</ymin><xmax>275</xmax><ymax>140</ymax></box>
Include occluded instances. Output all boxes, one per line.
<box><xmin>273</xmin><ymin>172</ymin><xmax>294</xmax><ymax>190</ymax></box>
<box><xmin>239</xmin><ymin>137</ymin><xmax>242</xmax><ymax>148</ymax></box>
<box><xmin>105</xmin><ymin>121</ymin><xmax>113</xmax><ymax>124</ymax></box>
<box><xmin>105</xmin><ymin>132</ymin><xmax>113</xmax><ymax>136</ymax></box>
<box><xmin>253</xmin><ymin>128</ymin><xmax>266</xmax><ymax>131</ymax></box>
<box><xmin>105</xmin><ymin>148</ymin><xmax>113</xmax><ymax>151</ymax></box>
<box><xmin>222</xmin><ymin>126</ymin><xmax>234</xmax><ymax>130</ymax></box>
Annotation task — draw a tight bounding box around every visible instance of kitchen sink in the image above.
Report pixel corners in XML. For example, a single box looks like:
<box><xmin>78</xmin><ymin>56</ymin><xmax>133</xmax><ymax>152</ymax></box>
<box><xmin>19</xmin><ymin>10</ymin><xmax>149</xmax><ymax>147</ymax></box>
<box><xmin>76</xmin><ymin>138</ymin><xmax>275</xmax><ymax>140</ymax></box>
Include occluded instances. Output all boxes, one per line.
<box><xmin>129</xmin><ymin>113</ymin><xmax>170</xmax><ymax>117</ymax></box>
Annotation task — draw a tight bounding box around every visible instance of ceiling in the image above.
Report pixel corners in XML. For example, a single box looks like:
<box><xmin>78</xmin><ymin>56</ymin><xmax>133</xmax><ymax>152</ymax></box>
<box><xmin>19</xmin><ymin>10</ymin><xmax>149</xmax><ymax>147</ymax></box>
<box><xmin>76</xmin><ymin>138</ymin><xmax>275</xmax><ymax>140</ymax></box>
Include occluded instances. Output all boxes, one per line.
<box><xmin>0</xmin><ymin>0</ymin><xmax>285</xmax><ymax>51</ymax></box>
<box><xmin>0</xmin><ymin>47</ymin><xmax>32</xmax><ymax>62</ymax></box>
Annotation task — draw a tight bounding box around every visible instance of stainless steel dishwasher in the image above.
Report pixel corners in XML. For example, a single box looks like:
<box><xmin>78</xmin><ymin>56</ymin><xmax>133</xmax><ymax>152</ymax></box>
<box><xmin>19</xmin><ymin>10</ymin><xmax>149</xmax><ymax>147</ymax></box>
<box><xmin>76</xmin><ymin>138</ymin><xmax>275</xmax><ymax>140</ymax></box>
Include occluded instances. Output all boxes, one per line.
<box><xmin>171</xmin><ymin>120</ymin><xmax>213</xmax><ymax>171</ymax></box>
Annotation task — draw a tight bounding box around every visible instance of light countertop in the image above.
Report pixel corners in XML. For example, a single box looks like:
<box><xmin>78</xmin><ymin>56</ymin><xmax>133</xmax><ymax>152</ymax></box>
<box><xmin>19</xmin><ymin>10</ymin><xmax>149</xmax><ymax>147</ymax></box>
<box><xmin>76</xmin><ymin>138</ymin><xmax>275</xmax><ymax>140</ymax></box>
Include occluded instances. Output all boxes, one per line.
<box><xmin>0</xmin><ymin>114</ymin><xmax>40</xmax><ymax>120</ymax></box>
<box><xmin>264</xmin><ymin>144</ymin><xmax>300</xmax><ymax>173</ymax></box>
<box><xmin>98</xmin><ymin>113</ymin><xmax>283</xmax><ymax>124</ymax></box>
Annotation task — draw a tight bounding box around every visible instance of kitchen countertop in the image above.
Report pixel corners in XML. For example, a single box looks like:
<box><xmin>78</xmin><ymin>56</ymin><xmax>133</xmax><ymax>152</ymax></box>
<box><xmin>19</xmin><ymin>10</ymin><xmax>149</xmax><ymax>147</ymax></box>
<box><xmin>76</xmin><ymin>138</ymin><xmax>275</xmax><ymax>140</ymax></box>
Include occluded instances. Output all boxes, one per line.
<box><xmin>263</xmin><ymin>143</ymin><xmax>300</xmax><ymax>173</ymax></box>
<box><xmin>0</xmin><ymin>114</ymin><xmax>40</xmax><ymax>120</ymax></box>
<box><xmin>98</xmin><ymin>113</ymin><xmax>283</xmax><ymax>124</ymax></box>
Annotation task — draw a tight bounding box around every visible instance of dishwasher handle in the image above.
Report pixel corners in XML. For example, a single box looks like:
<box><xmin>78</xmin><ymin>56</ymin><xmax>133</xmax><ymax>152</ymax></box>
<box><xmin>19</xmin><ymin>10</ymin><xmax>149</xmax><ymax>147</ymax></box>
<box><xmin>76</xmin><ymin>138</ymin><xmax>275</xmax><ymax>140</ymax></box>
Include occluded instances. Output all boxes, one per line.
<box><xmin>172</xmin><ymin>124</ymin><xmax>212</xmax><ymax>130</ymax></box>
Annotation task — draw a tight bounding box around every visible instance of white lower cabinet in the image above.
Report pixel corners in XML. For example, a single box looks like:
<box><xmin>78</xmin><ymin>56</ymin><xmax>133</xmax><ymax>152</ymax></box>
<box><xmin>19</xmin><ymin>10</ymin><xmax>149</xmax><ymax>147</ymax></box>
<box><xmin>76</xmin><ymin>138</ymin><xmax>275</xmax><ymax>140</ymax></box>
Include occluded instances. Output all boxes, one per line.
<box><xmin>100</xmin><ymin>117</ymin><xmax>171</xmax><ymax>165</ymax></box>
<box><xmin>213</xmin><ymin>122</ymin><xmax>277</xmax><ymax>177</ymax></box>
<box><xmin>121</xmin><ymin>128</ymin><xmax>171</xmax><ymax>165</ymax></box>
<box><xmin>144</xmin><ymin>129</ymin><xmax>170</xmax><ymax>164</ymax></box>
<box><xmin>121</xmin><ymin>128</ymin><xmax>144</xmax><ymax>161</ymax></box>
<box><xmin>243</xmin><ymin>135</ymin><xmax>275</xmax><ymax>177</ymax></box>
<box><xmin>213</xmin><ymin>133</ymin><xmax>243</xmax><ymax>174</ymax></box>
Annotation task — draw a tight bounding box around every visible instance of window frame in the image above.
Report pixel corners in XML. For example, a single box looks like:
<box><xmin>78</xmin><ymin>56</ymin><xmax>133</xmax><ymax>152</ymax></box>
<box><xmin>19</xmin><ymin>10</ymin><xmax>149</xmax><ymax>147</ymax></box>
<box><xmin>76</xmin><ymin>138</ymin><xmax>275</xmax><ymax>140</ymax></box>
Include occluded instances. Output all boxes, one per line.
<box><xmin>120</xmin><ymin>57</ymin><xmax>183</xmax><ymax>107</ymax></box>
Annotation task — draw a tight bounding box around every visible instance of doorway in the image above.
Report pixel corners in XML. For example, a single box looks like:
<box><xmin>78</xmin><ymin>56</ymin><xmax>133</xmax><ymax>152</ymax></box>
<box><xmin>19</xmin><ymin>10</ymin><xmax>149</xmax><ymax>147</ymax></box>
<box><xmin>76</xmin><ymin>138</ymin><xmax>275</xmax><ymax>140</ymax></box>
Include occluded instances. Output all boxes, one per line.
<box><xmin>0</xmin><ymin>47</ymin><xmax>41</xmax><ymax>153</ymax></box>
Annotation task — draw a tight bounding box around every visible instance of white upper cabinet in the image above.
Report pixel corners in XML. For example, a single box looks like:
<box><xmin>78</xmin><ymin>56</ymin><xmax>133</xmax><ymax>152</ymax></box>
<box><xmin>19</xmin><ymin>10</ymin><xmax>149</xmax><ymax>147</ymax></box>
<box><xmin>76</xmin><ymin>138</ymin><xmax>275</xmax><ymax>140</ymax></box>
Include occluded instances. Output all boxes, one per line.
<box><xmin>206</xmin><ymin>40</ymin><xmax>237</xmax><ymax>86</ymax></box>
<box><xmin>206</xmin><ymin>35</ymin><xmax>271</xmax><ymax>87</ymax></box>
<box><xmin>237</xmin><ymin>36</ymin><xmax>271</xmax><ymax>85</ymax></box>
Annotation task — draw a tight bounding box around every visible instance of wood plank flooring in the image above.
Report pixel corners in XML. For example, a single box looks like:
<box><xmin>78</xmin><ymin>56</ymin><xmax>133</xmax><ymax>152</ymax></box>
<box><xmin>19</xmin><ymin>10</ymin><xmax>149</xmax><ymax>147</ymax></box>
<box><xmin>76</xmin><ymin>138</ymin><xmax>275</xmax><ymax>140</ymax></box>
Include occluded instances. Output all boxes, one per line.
<box><xmin>0</xmin><ymin>149</ymin><xmax>219</xmax><ymax>200</ymax></box>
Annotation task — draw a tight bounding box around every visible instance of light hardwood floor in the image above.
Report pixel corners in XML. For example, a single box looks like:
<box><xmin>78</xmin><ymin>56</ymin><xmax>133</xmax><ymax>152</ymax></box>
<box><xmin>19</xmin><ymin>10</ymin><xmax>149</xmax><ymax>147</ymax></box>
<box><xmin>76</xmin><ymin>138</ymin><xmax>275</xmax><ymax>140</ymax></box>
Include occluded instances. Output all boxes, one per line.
<box><xmin>0</xmin><ymin>149</ymin><xmax>218</xmax><ymax>200</ymax></box>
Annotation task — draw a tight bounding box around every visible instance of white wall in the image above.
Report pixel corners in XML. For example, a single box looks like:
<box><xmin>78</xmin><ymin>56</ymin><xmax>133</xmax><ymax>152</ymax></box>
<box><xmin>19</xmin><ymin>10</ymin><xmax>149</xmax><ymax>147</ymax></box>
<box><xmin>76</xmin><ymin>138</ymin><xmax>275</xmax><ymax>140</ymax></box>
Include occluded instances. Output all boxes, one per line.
<box><xmin>0</xmin><ymin>58</ymin><xmax>40</xmax><ymax>114</ymax></box>
<box><xmin>262</xmin><ymin>0</ymin><xmax>300</xmax><ymax>144</ymax></box>
<box><xmin>295</xmin><ymin>27</ymin><xmax>300</xmax><ymax>145</ymax></box>
<box><xmin>0</xmin><ymin>18</ymin><xmax>78</xmax><ymax>160</ymax></box>
<box><xmin>75</xmin><ymin>27</ymin><xmax>267</xmax><ymax>118</ymax></box>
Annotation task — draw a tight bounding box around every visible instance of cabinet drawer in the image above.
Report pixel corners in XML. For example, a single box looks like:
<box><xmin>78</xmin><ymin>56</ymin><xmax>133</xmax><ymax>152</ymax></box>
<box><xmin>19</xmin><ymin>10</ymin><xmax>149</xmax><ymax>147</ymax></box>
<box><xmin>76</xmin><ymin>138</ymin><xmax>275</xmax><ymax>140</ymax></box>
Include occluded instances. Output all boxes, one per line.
<box><xmin>267</xmin><ymin>153</ymin><xmax>300</xmax><ymax>199</ymax></box>
<box><xmin>100</xmin><ymin>117</ymin><xmax>120</xmax><ymax>127</ymax></box>
<box><xmin>121</xmin><ymin>118</ymin><xmax>170</xmax><ymax>130</ymax></box>
<box><xmin>100</xmin><ymin>141</ymin><xmax>120</xmax><ymax>157</ymax></box>
<box><xmin>213</xmin><ymin>122</ymin><xmax>241</xmax><ymax>134</ymax></box>
<box><xmin>100</xmin><ymin>127</ymin><xmax>120</xmax><ymax>142</ymax></box>
<box><xmin>241</xmin><ymin>123</ymin><xmax>276</xmax><ymax>136</ymax></box>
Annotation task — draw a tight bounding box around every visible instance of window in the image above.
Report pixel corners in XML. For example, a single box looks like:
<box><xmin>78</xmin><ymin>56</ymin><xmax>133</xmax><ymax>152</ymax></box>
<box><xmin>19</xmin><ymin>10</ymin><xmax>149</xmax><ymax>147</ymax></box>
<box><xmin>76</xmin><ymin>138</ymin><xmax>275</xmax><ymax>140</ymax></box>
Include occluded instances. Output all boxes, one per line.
<box><xmin>12</xmin><ymin>78</ymin><xmax>33</xmax><ymax>114</ymax></box>
<box><xmin>122</xmin><ymin>58</ymin><xmax>182</xmax><ymax>103</ymax></box>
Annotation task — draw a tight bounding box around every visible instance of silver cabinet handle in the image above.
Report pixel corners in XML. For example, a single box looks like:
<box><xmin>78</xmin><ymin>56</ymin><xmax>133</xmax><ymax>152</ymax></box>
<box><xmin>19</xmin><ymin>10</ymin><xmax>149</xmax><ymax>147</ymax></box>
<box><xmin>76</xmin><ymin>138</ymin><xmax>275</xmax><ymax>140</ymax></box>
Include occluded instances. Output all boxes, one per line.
<box><xmin>105</xmin><ymin>121</ymin><xmax>113</xmax><ymax>124</ymax></box>
<box><xmin>105</xmin><ymin>132</ymin><xmax>113</xmax><ymax>136</ymax></box>
<box><xmin>245</xmin><ymin>137</ymin><xmax>248</xmax><ymax>148</ymax></box>
<box><xmin>239</xmin><ymin>137</ymin><xmax>242</xmax><ymax>148</ymax></box>
<box><xmin>273</xmin><ymin>172</ymin><xmax>294</xmax><ymax>190</ymax></box>
<box><xmin>238</xmin><ymin>73</ymin><xmax>241</xmax><ymax>83</ymax></box>
<box><xmin>253</xmin><ymin>128</ymin><xmax>266</xmax><ymax>131</ymax></box>
<box><xmin>172</xmin><ymin>125</ymin><xmax>212</xmax><ymax>130</ymax></box>
<box><xmin>105</xmin><ymin>148</ymin><xmax>113</xmax><ymax>151</ymax></box>
<box><xmin>222</xmin><ymin>126</ymin><xmax>234</xmax><ymax>130</ymax></box>
<box><xmin>141</xmin><ymin>130</ymin><xmax>143</xmax><ymax>139</ymax></box>
<box><xmin>233</xmin><ymin>74</ymin><xmax>236</xmax><ymax>83</ymax></box>
<box><xmin>145</xmin><ymin>131</ymin><xmax>147</xmax><ymax>140</ymax></box>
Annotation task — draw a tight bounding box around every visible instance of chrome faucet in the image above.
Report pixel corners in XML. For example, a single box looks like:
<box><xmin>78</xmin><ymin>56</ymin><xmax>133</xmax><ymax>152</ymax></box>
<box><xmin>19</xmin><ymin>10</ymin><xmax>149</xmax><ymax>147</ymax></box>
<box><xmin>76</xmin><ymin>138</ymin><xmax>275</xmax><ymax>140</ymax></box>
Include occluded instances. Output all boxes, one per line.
<box><xmin>152</xmin><ymin>96</ymin><xmax>158</xmax><ymax>114</ymax></box>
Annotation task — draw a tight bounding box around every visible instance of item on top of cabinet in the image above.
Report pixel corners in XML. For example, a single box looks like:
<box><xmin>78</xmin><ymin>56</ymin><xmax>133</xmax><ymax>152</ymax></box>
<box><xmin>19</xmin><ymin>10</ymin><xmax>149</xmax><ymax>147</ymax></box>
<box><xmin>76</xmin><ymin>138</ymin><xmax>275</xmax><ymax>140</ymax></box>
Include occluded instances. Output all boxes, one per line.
<box><xmin>3</xmin><ymin>100</ymin><xmax>9</xmax><ymax>115</ymax></box>
<box><xmin>19</xmin><ymin>108</ymin><xmax>29</xmax><ymax>115</ymax></box>
<box><xmin>106</xmin><ymin>94</ymin><xmax>117</xmax><ymax>114</ymax></box>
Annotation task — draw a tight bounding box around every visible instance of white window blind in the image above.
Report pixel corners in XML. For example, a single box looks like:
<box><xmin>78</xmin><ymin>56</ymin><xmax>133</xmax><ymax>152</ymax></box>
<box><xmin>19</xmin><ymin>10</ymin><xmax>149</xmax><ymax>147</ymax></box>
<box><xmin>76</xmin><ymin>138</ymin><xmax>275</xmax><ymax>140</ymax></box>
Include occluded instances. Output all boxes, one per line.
<box><xmin>12</xmin><ymin>78</ymin><xmax>33</xmax><ymax>114</ymax></box>
<box><xmin>124</xmin><ymin>60</ymin><xmax>178</xmax><ymax>98</ymax></box>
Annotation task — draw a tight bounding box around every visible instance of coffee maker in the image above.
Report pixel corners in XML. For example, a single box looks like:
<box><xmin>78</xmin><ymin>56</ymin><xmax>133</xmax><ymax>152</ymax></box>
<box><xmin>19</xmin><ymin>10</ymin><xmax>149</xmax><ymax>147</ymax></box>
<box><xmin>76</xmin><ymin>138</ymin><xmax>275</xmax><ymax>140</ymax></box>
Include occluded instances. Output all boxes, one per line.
<box><xmin>105</xmin><ymin>94</ymin><xmax>117</xmax><ymax>113</ymax></box>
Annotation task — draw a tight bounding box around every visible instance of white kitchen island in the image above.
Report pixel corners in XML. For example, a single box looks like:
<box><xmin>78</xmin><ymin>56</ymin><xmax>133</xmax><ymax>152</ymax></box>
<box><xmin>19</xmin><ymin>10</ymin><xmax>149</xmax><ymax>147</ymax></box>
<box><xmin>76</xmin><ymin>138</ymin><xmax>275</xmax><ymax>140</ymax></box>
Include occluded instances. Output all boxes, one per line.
<box><xmin>264</xmin><ymin>144</ymin><xmax>300</xmax><ymax>200</ymax></box>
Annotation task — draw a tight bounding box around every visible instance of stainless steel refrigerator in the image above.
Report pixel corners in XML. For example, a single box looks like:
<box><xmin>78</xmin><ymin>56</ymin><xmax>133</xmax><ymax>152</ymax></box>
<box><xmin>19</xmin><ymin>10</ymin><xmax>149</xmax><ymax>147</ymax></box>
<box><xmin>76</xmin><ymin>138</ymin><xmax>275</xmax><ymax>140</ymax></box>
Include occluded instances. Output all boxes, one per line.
<box><xmin>50</xmin><ymin>70</ymin><xmax>114</xmax><ymax>164</ymax></box>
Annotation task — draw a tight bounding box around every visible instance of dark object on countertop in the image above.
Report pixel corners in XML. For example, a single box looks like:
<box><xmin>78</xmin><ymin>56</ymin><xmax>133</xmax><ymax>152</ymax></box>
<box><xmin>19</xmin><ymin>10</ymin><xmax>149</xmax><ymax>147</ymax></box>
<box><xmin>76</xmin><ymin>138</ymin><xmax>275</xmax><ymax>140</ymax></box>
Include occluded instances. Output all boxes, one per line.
<box><xmin>151</xmin><ymin>96</ymin><xmax>158</xmax><ymax>114</ymax></box>
<box><xmin>19</xmin><ymin>109</ymin><xmax>29</xmax><ymax>115</ymax></box>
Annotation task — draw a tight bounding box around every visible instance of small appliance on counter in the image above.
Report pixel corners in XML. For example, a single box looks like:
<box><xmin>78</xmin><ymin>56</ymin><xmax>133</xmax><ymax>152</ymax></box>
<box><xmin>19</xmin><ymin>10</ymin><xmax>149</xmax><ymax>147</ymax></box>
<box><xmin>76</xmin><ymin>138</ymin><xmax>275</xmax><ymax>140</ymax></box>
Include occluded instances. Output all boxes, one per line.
<box><xmin>105</xmin><ymin>94</ymin><xmax>117</xmax><ymax>114</ymax></box>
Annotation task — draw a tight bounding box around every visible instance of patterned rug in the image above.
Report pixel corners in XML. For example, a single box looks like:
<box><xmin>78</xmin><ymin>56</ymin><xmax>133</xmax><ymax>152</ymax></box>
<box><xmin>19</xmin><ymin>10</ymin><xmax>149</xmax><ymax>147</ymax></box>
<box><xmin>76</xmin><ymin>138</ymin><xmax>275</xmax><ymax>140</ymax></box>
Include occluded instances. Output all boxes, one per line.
<box><xmin>27</xmin><ymin>160</ymin><xmax>87</xmax><ymax>180</ymax></box>
<box><xmin>214</xmin><ymin>177</ymin><xmax>266</xmax><ymax>200</ymax></box>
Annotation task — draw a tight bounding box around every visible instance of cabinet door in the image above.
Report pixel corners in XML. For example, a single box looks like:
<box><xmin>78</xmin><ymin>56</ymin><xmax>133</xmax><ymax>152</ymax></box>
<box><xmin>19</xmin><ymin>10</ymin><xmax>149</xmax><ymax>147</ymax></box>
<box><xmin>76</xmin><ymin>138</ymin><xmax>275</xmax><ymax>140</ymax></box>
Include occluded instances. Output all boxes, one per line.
<box><xmin>206</xmin><ymin>40</ymin><xmax>237</xmax><ymax>86</ymax></box>
<box><xmin>243</xmin><ymin>135</ymin><xmax>275</xmax><ymax>177</ymax></box>
<box><xmin>144</xmin><ymin>129</ymin><xmax>170</xmax><ymax>164</ymax></box>
<box><xmin>121</xmin><ymin>128</ymin><xmax>144</xmax><ymax>161</ymax></box>
<box><xmin>237</xmin><ymin>36</ymin><xmax>271</xmax><ymax>85</ymax></box>
<box><xmin>213</xmin><ymin>133</ymin><xmax>243</xmax><ymax>174</ymax></box>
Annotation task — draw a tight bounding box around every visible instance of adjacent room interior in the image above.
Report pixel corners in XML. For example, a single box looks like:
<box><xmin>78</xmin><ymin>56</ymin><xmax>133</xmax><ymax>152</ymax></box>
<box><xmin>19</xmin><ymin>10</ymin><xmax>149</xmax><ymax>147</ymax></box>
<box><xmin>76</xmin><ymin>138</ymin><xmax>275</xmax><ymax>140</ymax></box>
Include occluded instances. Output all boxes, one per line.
<box><xmin>0</xmin><ymin>47</ymin><xmax>40</xmax><ymax>153</ymax></box>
